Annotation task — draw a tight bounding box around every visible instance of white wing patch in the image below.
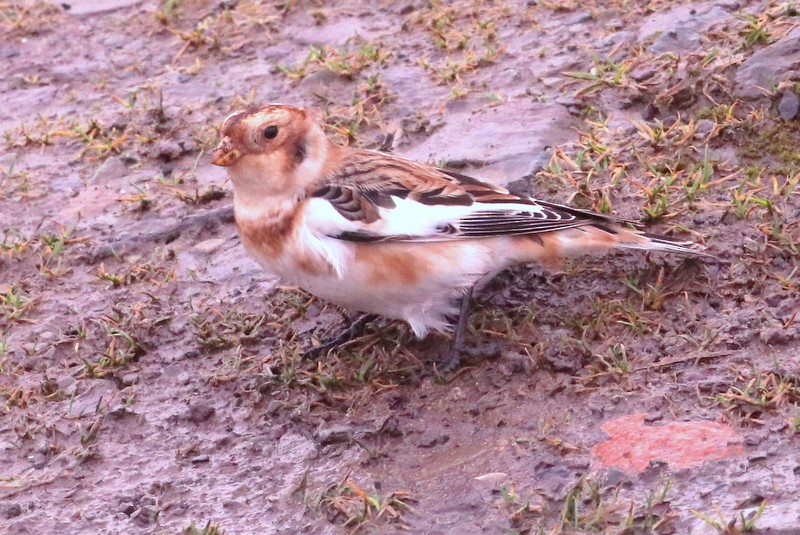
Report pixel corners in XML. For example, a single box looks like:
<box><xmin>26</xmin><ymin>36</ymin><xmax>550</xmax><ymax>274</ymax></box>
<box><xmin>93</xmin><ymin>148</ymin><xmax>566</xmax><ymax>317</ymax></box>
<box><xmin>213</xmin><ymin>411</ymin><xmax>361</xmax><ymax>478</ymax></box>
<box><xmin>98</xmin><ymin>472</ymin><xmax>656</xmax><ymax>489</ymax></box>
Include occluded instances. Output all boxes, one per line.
<box><xmin>374</xmin><ymin>196</ymin><xmax>476</xmax><ymax>237</ymax></box>
<box><xmin>309</xmin><ymin>190</ymin><xmax>589</xmax><ymax>242</ymax></box>
<box><xmin>300</xmin><ymin>198</ymin><xmax>358</xmax><ymax>278</ymax></box>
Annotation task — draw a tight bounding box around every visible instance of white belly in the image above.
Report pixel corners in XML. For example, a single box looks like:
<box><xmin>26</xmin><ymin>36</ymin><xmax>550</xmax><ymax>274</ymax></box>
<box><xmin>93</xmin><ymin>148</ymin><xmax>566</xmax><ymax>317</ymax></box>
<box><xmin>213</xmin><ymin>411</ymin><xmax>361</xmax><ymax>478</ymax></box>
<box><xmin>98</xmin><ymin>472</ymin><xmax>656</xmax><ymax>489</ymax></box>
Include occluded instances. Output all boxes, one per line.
<box><xmin>249</xmin><ymin>237</ymin><xmax>502</xmax><ymax>338</ymax></box>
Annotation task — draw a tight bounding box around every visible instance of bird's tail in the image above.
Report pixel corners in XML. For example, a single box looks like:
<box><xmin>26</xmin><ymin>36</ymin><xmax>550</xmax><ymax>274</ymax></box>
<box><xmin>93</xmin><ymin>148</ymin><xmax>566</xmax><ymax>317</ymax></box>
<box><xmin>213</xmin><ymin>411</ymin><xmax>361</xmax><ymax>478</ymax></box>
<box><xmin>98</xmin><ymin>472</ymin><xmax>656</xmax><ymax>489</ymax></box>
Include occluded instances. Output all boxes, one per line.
<box><xmin>515</xmin><ymin>223</ymin><xmax>711</xmax><ymax>269</ymax></box>
<box><xmin>612</xmin><ymin>228</ymin><xmax>712</xmax><ymax>257</ymax></box>
<box><xmin>530</xmin><ymin>200</ymin><xmax>711</xmax><ymax>258</ymax></box>
<box><xmin>527</xmin><ymin>223</ymin><xmax>711</xmax><ymax>261</ymax></box>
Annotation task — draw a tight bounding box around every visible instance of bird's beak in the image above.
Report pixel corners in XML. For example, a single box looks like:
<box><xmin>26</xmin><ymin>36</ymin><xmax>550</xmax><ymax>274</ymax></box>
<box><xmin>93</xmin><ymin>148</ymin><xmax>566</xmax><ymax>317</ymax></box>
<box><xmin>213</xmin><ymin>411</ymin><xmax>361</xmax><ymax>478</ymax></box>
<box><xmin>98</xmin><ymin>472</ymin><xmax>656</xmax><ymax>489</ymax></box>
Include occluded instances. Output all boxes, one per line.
<box><xmin>212</xmin><ymin>136</ymin><xmax>241</xmax><ymax>167</ymax></box>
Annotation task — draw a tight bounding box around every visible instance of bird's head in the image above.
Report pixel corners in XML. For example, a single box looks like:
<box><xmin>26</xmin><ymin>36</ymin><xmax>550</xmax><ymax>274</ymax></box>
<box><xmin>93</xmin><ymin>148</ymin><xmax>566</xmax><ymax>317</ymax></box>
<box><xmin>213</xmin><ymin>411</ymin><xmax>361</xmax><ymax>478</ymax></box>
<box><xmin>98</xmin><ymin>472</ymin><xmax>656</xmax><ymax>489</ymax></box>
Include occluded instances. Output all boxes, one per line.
<box><xmin>212</xmin><ymin>104</ymin><xmax>330</xmax><ymax>198</ymax></box>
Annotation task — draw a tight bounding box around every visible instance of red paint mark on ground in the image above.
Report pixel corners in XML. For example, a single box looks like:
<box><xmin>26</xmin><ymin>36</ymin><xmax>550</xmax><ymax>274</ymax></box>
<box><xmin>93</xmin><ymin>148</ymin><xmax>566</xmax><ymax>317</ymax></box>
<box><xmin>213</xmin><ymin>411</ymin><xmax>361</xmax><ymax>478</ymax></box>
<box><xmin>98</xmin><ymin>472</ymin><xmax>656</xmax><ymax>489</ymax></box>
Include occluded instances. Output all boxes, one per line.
<box><xmin>592</xmin><ymin>413</ymin><xmax>744</xmax><ymax>473</ymax></box>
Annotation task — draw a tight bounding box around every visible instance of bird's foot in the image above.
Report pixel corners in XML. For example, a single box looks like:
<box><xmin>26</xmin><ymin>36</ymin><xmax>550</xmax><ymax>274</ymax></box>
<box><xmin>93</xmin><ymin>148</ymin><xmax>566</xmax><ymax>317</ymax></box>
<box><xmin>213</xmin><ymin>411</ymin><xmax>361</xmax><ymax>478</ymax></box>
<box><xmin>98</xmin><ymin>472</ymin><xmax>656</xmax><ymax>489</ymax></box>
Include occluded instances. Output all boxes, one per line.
<box><xmin>435</xmin><ymin>341</ymin><xmax>504</xmax><ymax>375</ymax></box>
<box><xmin>302</xmin><ymin>313</ymin><xmax>379</xmax><ymax>361</ymax></box>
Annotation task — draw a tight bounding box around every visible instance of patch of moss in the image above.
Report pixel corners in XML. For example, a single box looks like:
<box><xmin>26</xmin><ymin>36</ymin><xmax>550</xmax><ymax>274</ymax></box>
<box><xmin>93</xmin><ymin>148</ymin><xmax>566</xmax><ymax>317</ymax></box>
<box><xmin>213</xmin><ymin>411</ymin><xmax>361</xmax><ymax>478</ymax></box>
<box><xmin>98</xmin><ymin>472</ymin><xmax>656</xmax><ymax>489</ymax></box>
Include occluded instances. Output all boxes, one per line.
<box><xmin>734</xmin><ymin>119</ymin><xmax>800</xmax><ymax>173</ymax></box>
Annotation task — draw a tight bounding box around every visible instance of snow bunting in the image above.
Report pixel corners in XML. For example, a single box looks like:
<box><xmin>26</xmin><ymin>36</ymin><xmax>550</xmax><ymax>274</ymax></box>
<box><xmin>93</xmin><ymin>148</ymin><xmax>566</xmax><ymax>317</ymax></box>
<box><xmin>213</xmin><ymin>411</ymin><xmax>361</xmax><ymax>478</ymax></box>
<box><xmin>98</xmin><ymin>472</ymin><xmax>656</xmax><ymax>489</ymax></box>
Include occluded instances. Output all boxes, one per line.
<box><xmin>212</xmin><ymin>104</ymin><xmax>706</xmax><ymax>366</ymax></box>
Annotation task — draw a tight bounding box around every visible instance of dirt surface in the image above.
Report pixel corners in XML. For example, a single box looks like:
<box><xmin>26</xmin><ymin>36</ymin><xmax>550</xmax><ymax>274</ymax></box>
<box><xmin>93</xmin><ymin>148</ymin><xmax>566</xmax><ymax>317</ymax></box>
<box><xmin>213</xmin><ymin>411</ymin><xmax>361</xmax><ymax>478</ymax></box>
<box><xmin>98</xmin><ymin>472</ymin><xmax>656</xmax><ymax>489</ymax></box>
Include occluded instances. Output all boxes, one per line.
<box><xmin>1</xmin><ymin>0</ymin><xmax>799</xmax><ymax>533</ymax></box>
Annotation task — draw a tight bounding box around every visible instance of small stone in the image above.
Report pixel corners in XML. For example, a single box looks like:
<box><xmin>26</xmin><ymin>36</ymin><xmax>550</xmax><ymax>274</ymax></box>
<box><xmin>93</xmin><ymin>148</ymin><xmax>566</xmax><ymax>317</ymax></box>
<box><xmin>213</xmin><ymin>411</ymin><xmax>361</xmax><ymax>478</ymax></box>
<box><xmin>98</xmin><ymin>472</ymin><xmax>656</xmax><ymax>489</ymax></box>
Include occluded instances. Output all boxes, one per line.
<box><xmin>778</xmin><ymin>91</ymin><xmax>800</xmax><ymax>120</ymax></box>
<box><xmin>497</xmin><ymin>67</ymin><xmax>524</xmax><ymax>86</ymax></box>
<box><xmin>630</xmin><ymin>67</ymin><xmax>656</xmax><ymax>83</ymax></box>
<box><xmin>315</xmin><ymin>424</ymin><xmax>357</xmax><ymax>444</ymax></box>
<box><xmin>154</xmin><ymin>139</ymin><xmax>184</xmax><ymax>161</ymax></box>
<box><xmin>0</xmin><ymin>46</ymin><xmax>20</xmax><ymax>59</ymax></box>
<box><xmin>0</xmin><ymin>152</ymin><xmax>18</xmax><ymax>167</ymax></box>
<box><xmin>119</xmin><ymin>151</ymin><xmax>140</xmax><ymax>165</ymax></box>
<box><xmin>130</xmin><ymin>506</ymin><xmax>159</xmax><ymax>526</ymax></box>
<box><xmin>276</xmin><ymin>431</ymin><xmax>318</xmax><ymax>461</ymax></box>
<box><xmin>193</xmin><ymin>238</ymin><xmax>227</xmax><ymax>255</ymax></box>
<box><xmin>744</xmin><ymin>435</ymin><xmax>763</xmax><ymax>446</ymax></box>
<box><xmin>266</xmin><ymin>399</ymin><xmax>284</xmax><ymax>415</ymax></box>
<box><xmin>91</xmin><ymin>156</ymin><xmax>127</xmax><ymax>182</ymax></box>
<box><xmin>168</xmin><ymin>320</ymin><xmax>187</xmax><ymax>337</ymax></box>
<box><xmin>417</xmin><ymin>432</ymin><xmax>449</xmax><ymax>448</ymax></box>
<box><xmin>38</xmin><ymin>331</ymin><xmax>54</xmax><ymax>342</ymax></box>
<box><xmin>535</xmin><ymin>464</ymin><xmax>571</xmax><ymax>498</ymax></box>
<box><xmin>29</xmin><ymin>453</ymin><xmax>48</xmax><ymax>470</ymax></box>
<box><xmin>644</xmin><ymin>413</ymin><xmax>663</xmax><ymax>423</ymax></box>
<box><xmin>2</xmin><ymin>503</ymin><xmax>22</xmax><ymax>519</ymax></box>
<box><xmin>107</xmin><ymin>406</ymin><xmax>135</xmax><ymax>419</ymax></box>
<box><xmin>120</xmin><ymin>373</ymin><xmax>139</xmax><ymax>386</ymax></box>
<box><xmin>182</xmin><ymin>402</ymin><xmax>215</xmax><ymax>424</ymax></box>
<box><xmin>603</xmin><ymin>468</ymin><xmax>630</xmax><ymax>487</ymax></box>
<box><xmin>190</xmin><ymin>455</ymin><xmax>210</xmax><ymax>463</ymax></box>
<box><xmin>694</xmin><ymin>119</ymin><xmax>715</xmax><ymax>138</ymax></box>
<box><xmin>760</xmin><ymin>327</ymin><xmax>796</xmax><ymax>346</ymax></box>
<box><xmin>446</xmin><ymin>386</ymin><xmax>466</xmax><ymax>402</ymax></box>
<box><xmin>57</xmin><ymin>376</ymin><xmax>76</xmax><ymax>392</ymax></box>
<box><xmin>119</xmin><ymin>502</ymin><xmax>136</xmax><ymax>516</ymax></box>
<box><xmin>140</xmin><ymin>369</ymin><xmax>162</xmax><ymax>382</ymax></box>
<box><xmin>102</xmin><ymin>34</ymin><xmax>127</xmax><ymax>48</ymax></box>
<box><xmin>297</xmin><ymin>69</ymin><xmax>342</xmax><ymax>93</ymax></box>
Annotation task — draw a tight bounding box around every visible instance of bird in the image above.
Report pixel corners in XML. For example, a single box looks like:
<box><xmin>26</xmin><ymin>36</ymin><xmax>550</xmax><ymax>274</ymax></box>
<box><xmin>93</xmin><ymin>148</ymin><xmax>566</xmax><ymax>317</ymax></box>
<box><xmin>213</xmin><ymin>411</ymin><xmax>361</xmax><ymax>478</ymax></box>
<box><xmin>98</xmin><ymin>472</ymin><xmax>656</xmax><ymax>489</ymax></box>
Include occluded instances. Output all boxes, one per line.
<box><xmin>212</xmin><ymin>104</ymin><xmax>707</xmax><ymax>369</ymax></box>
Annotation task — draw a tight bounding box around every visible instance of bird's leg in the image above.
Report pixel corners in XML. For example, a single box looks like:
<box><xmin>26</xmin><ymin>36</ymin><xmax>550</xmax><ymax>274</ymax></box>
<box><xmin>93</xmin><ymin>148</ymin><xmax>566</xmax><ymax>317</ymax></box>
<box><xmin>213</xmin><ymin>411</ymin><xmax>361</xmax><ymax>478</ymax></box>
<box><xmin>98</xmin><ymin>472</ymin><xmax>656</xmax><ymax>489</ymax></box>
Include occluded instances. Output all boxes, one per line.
<box><xmin>375</xmin><ymin>131</ymin><xmax>395</xmax><ymax>152</ymax></box>
<box><xmin>302</xmin><ymin>313</ymin><xmax>379</xmax><ymax>360</ymax></box>
<box><xmin>437</xmin><ymin>287</ymin><xmax>474</xmax><ymax>372</ymax></box>
<box><xmin>452</xmin><ymin>286</ymin><xmax>473</xmax><ymax>354</ymax></box>
<box><xmin>437</xmin><ymin>287</ymin><xmax>505</xmax><ymax>373</ymax></box>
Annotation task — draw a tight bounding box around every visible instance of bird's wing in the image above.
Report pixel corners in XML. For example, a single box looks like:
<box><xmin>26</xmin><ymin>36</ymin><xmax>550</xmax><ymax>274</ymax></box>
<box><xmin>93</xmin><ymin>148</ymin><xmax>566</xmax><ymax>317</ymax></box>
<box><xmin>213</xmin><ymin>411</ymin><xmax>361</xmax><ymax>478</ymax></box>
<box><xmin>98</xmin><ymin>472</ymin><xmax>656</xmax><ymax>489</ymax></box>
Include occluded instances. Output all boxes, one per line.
<box><xmin>305</xmin><ymin>148</ymin><xmax>630</xmax><ymax>243</ymax></box>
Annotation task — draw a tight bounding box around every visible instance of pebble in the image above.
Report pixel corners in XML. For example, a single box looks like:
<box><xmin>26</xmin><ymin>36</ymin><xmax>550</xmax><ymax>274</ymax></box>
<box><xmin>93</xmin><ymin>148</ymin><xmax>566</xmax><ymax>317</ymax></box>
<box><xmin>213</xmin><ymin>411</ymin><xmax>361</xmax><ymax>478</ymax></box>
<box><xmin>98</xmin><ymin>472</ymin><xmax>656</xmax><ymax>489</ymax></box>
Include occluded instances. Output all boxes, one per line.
<box><xmin>0</xmin><ymin>152</ymin><xmax>17</xmax><ymax>167</ymax></box>
<box><xmin>778</xmin><ymin>91</ymin><xmax>799</xmax><ymax>120</ymax></box>
<box><xmin>1</xmin><ymin>503</ymin><xmax>22</xmax><ymax>519</ymax></box>
<box><xmin>760</xmin><ymin>327</ymin><xmax>796</xmax><ymax>346</ymax></box>
<box><xmin>57</xmin><ymin>376</ymin><xmax>77</xmax><ymax>393</ymax></box>
<box><xmin>153</xmin><ymin>139</ymin><xmax>184</xmax><ymax>161</ymax></box>
<box><xmin>37</xmin><ymin>331</ymin><xmax>54</xmax><ymax>342</ymax></box>
<box><xmin>182</xmin><ymin>402</ymin><xmax>215</xmax><ymax>424</ymax></box>
<box><xmin>417</xmin><ymin>432</ymin><xmax>449</xmax><ymax>448</ymax></box>
<box><xmin>314</xmin><ymin>424</ymin><xmax>357</xmax><ymax>444</ymax></box>
<box><xmin>694</xmin><ymin>119</ymin><xmax>716</xmax><ymax>138</ymax></box>
<box><xmin>49</xmin><ymin>173</ymin><xmax>82</xmax><ymax>194</ymax></box>
<box><xmin>120</xmin><ymin>373</ymin><xmax>139</xmax><ymax>386</ymax></box>
<box><xmin>91</xmin><ymin>156</ymin><xmax>127</xmax><ymax>182</ymax></box>
<box><xmin>193</xmin><ymin>238</ymin><xmax>227</xmax><ymax>255</ymax></box>
<box><xmin>102</xmin><ymin>35</ymin><xmax>127</xmax><ymax>49</ymax></box>
<box><xmin>602</xmin><ymin>468</ymin><xmax>631</xmax><ymax>487</ymax></box>
<box><xmin>130</xmin><ymin>505</ymin><xmax>158</xmax><ymax>526</ymax></box>
<box><xmin>119</xmin><ymin>151</ymin><xmax>140</xmax><ymax>165</ymax></box>
<box><xmin>266</xmin><ymin>399</ymin><xmax>284</xmax><ymax>415</ymax></box>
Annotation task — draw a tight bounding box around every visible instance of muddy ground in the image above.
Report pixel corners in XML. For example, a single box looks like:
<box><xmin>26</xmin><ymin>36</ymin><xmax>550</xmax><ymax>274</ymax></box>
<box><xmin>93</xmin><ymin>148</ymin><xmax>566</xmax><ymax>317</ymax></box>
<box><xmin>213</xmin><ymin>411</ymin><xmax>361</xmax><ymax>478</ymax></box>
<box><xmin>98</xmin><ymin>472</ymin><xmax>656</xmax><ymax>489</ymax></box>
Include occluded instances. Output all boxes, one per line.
<box><xmin>1</xmin><ymin>0</ymin><xmax>799</xmax><ymax>533</ymax></box>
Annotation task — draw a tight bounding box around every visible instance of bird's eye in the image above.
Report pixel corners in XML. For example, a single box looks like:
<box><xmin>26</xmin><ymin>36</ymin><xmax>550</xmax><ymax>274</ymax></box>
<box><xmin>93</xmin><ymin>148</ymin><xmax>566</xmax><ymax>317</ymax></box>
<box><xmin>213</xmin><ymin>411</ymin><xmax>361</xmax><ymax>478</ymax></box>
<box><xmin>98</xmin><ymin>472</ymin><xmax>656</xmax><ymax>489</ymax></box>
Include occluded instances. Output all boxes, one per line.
<box><xmin>264</xmin><ymin>125</ymin><xmax>279</xmax><ymax>139</ymax></box>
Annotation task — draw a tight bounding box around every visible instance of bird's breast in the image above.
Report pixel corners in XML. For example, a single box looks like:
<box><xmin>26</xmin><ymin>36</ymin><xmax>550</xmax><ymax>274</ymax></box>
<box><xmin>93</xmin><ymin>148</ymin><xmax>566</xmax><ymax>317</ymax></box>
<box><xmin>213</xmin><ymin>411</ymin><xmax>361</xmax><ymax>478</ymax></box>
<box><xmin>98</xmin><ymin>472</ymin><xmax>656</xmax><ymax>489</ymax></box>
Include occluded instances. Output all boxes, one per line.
<box><xmin>234</xmin><ymin>201</ymin><xmax>338</xmax><ymax>278</ymax></box>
